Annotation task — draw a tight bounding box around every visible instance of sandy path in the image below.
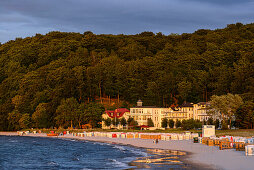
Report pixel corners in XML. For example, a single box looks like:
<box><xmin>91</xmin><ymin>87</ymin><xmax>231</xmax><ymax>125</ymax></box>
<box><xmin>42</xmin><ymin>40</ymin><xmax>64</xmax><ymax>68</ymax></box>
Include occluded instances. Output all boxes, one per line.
<box><xmin>1</xmin><ymin>132</ymin><xmax>253</xmax><ymax>170</ymax></box>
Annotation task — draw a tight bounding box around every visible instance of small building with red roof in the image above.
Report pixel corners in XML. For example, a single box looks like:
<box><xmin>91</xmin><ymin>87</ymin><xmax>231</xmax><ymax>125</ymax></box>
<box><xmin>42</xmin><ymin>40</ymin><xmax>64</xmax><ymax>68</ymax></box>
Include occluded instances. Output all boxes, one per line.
<box><xmin>102</xmin><ymin>108</ymin><xmax>130</xmax><ymax>129</ymax></box>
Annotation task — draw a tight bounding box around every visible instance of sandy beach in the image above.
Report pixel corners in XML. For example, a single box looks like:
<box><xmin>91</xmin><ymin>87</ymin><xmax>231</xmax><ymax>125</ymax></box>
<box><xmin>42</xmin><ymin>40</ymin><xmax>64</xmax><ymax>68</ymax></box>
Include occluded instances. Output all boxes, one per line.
<box><xmin>1</xmin><ymin>132</ymin><xmax>253</xmax><ymax>170</ymax></box>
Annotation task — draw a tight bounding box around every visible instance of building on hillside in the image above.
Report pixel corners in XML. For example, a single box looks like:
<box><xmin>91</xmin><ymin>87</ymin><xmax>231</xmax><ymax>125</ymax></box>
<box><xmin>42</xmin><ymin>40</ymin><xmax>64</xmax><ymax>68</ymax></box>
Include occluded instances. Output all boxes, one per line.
<box><xmin>127</xmin><ymin>100</ymin><xmax>170</xmax><ymax>129</ymax></box>
<box><xmin>193</xmin><ymin>102</ymin><xmax>220</xmax><ymax>122</ymax></box>
<box><xmin>102</xmin><ymin>100</ymin><xmax>220</xmax><ymax>129</ymax></box>
<box><xmin>102</xmin><ymin>108</ymin><xmax>129</xmax><ymax>129</ymax></box>
<box><xmin>165</xmin><ymin>102</ymin><xmax>194</xmax><ymax>121</ymax></box>
<box><xmin>128</xmin><ymin>100</ymin><xmax>220</xmax><ymax>129</ymax></box>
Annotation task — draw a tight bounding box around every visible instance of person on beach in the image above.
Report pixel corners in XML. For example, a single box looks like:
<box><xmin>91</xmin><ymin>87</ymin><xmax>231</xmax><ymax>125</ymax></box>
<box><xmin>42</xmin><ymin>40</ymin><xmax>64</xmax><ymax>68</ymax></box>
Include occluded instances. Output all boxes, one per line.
<box><xmin>155</xmin><ymin>139</ymin><xmax>158</xmax><ymax>144</ymax></box>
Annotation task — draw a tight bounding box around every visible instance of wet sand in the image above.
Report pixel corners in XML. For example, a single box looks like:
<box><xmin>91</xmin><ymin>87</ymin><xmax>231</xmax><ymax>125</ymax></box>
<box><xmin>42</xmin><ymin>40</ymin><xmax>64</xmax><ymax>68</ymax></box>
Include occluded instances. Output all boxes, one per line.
<box><xmin>1</xmin><ymin>132</ymin><xmax>254</xmax><ymax>170</ymax></box>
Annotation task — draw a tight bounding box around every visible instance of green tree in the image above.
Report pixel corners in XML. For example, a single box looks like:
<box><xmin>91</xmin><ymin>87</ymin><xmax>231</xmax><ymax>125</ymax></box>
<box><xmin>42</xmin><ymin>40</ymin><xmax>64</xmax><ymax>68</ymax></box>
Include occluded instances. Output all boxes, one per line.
<box><xmin>235</xmin><ymin>101</ymin><xmax>254</xmax><ymax>129</ymax></box>
<box><xmin>103</xmin><ymin>118</ymin><xmax>112</xmax><ymax>127</ymax></box>
<box><xmin>19</xmin><ymin>113</ymin><xmax>31</xmax><ymax>129</ymax></box>
<box><xmin>214</xmin><ymin>119</ymin><xmax>220</xmax><ymax>129</ymax></box>
<box><xmin>112</xmin><ymin>118</ymin><xmax>120</xmax><ymax>127</ymax></box>
<box><xmin>210</xmin><ymin>93</ymin><xmax>243</xmax><ymax>129</ymax></box>
<box><xmin>120</xmin><ymin>117</ymin><xmax>127</xmax><ymax>127</ymax></box>
<box><xmin>127</xmin><ymin>117</ymin><xmax>134</xmax><ymax>126</ymax></box>
<box><xmin>32</xmin><ymin>103</ymin><xmax>49</xmax><ymax>128</ymax></box>
<box><xmin>177</xmin><ymin>80</ymin><xmax>192</xmax><ymax>102</ymax></box>
<box><xmin>203</xmin><ymin>119</ymin><xmax>207</xmax><ymax>125</ymax></box>
<box><xmin>168</xmin><ymin>119</ymin><xmax>175</xmax><ymax>128</ymax></box>
<box><xmin>147</xmin><ymin>118</ymin><xmax>154</xmax><ymax>127</ymax></box>
<box><xmin>161</xmin><ymin>118</ymin><xmax>168</xmax><ymax>128</ymax></box>
<box><xmin>129</xmin><ymin>119</ymin><xmax>138</xmax><ymax>126</ymax></box>
<box><xmin>194</xmin><ymin>120</ymin><xmax>202</xmax><ymax>129</ymax></box>
<box><xmin>7</xmin><ymin>110</ymin><xmax>22</xmax><ymax>130</ymax></box>
<box><xmin>207</xmin><ymin>117</ymin><xmax>214</xmax><ymax>125</ymax></box>
<box><xmin>55</xmin><ymin>97</ymin><xmax>80</xmax><ymax>128</ymax></box>
<box><xmin>182</xmin><ymin>119</ymin><xmax>195</xmax><ymax>130</ymax></box>
<box><xmin>175</xmin><ymin>119</ymin><xmax>182</xmax><ymax>128</ymax></box>
<box><xmin>84</xmin><ymin>102</ymin><xmax>105</xmax><ymax>128</ymax></box>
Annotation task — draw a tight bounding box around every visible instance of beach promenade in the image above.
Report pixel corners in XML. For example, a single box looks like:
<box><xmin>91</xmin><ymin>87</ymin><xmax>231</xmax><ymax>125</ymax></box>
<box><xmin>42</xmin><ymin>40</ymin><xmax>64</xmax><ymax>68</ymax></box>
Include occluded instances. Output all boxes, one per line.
<box><xmin>1</xmin><ymin>132</ymin><xmax>253</xmax><ymax>170</ymax></box>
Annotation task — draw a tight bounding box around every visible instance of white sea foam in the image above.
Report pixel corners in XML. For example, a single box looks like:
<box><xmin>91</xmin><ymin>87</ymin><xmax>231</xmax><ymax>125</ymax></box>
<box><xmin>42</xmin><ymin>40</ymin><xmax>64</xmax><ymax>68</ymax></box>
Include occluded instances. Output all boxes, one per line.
<box><xmin>128</xmin><ymin>148</ymin><xmax>148</xmax><ymax>157</ymax></box>
<box><xmin>94</xmin><ymin>142</ymin><xmax>111</xmax><ymax>146</ymax></box>
<box><xmin>108</xmin><ymin>158</ymin><xmax>128</xmax><ymax>168</ymax></box>
<box><xmin>9</xmin><ymin>140</ymin><xmax>18</xmax><ymax>143</ymax></box>
<box><xmin>122</xmin><ymin>156</ymin><xmax>137</xmax><ymax>163</ymax></box>
<box><xmin>113</xmin><ymin>145</ymin><xmax>126</xmax><ymax>152</ymax></box>
<box><xmin>47</xmin><ymin>161</ymin><xmax>59</xmax><ymax>166</ymax></box>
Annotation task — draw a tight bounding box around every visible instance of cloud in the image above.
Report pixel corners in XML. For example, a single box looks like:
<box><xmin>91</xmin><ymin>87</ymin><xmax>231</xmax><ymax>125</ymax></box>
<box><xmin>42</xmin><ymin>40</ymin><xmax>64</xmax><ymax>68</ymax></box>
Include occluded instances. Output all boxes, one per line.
<box><xmin>0</xmin><ymin>0</ymin><xmax>254</xmax><ymax>43</ymax></box>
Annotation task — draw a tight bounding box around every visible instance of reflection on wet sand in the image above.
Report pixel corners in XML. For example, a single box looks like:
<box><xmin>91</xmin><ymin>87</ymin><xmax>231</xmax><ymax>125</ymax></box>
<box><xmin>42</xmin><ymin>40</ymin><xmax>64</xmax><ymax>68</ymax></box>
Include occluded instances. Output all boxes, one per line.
<box><xmin>129</xmin><ymin>149</ymin><xmax>191</xmax><ymax>169</ymax></box>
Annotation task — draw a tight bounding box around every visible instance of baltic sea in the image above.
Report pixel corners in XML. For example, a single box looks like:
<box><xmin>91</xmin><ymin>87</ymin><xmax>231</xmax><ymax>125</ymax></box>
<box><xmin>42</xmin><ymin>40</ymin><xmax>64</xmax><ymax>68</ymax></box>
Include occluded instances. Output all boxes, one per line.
<box><xmin>0</xmin><ymin>136</ymin><xmax>191</xmax><ymax>169</ymax></box>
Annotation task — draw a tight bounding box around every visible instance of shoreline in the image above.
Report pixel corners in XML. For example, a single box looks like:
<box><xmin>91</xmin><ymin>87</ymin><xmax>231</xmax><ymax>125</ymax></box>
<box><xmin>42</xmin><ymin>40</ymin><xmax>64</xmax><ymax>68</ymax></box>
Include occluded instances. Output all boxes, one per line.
<box><xmin>1</xmin><ymin>132</ymin><xmax>254</xmax><ymax>170</ymax></box>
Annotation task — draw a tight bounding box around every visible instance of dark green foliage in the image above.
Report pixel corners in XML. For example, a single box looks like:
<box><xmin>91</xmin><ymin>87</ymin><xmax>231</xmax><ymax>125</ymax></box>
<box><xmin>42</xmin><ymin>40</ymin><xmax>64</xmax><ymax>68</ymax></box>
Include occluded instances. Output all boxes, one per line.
<box><xmin>161</xmin><ymin>118</ymin><xmax>168</xmax><ymax>128</ymax></box>
<box><xmin>203</xmin><ymin>120</ymin><xmax>207</xmax><ymax>125</ymax></box>
<box><xmin>147</xmin><ymin>118</ymin><xmax>154</xmax><ymax>127</ymax></box>
<box><xmin>168</xmin><ymin>119</ymin><xmax>174</xmax><ymax>128</ymax></box>
<box><xmin>112</xmin><ymin>118</ymin><xmax>120</xmax><ymax>126</ymax></box>
<box><xmin>195</xmin><ymin>120</ymin><xmax>202</xmax><ymax>129</ymax></box>
<box><xmin>19</xmin><ymin>113</ymin><xmax>31</xmax><ymax>129</ymax></box>
<box><xmin>103</xmin><ymin>118</ymin><xmax>111</xmax><ymax>127</ymax></box>
<box><xmin>131</xmin><ymin>120</ymin><xmax>138</xmax><ymax>126</ymax></box>
<box><xmin>235</xmin><ymin>101</ymin><xmax>254</xmax><ymax>129</ymax></box>
<box><xmin>7</xmin><ymin>110</ymin><xmax>22</xmax><ymax>130</ymax></box>
<box><xmin>175</xmin><ymin>119</ymin><xmax>182</xmax><ymax>128</ymax></box>
<box><xmin>84</xmin><ymin>102</ymin><xmax>105</xmax><ymax>128</ymax></box>
<box><xmin>222</xmin><ymin>120</ymin><xmax>229</xmax><ymax>130</ymax></box>
<box><xmin>1</xmin><ymin>23</ymin><xmax>254</xmax><ymax>130</ymax></box>
<box><xmin>120</xmin><ymin>117</ymin><xmax>127</xmax><ymax>127</ymax></box>
<box><xmin>127</xmin><ymin>117</ymin><xmax>134</xmax><ymax>126</ymax></box>
<box><xmin>214</xmin><ymin>119</ymin><xmax>220</xmax><ymax>129</ymax></box>
<box><xmin>32</xmin><ymin>103</ymin><xmax>50</xmax><ymax>128</ymax></box>
<box><xmin>207</xmin><ymin>117</ymin><xmax>214</xmax><ymax>125</ymax></box>
<box><xmin>55</xmin><ymin>97</ymin><xmax>80</xmax><ymax>128</ymax></box>
<box><xmin>182</xmin><ymin>119</ymin><xmax>202</xmax><ymax>130</ymax></box>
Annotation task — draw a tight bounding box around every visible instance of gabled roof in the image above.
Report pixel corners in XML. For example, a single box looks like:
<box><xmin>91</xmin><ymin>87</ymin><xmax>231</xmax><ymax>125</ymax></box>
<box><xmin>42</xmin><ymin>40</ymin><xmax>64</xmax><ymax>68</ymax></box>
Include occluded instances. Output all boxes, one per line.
<box><xmin>181</xmin><ymin>102</ymin><xmax>193</xmax><ymax>107</ymax></box>
<box><xmin>131</xmin><ymin>106</ymin><xmax>162</xmax><ymax>108</ymax></box>
<box><xmin>105</xmin><ymin>108</ymin><xmax>130</xmax><ymax>118</ymax></box>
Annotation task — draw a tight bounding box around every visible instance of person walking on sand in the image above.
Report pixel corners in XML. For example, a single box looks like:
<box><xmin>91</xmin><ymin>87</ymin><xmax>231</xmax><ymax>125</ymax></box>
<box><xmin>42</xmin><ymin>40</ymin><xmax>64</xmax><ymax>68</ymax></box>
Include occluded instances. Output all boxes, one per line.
<box><xmin>155</xmin><ymin>139</ymin><xmax>158</xmax><ymax>144</ymax></box>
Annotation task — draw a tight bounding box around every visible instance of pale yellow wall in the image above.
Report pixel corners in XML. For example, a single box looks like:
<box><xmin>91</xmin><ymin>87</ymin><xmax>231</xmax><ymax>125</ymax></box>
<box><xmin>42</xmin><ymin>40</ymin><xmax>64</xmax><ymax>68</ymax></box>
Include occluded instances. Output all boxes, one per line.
<box><xmin>102</xmin><ymin>103</ymin><xmax>220</xmax><ymax>129</ymax></box>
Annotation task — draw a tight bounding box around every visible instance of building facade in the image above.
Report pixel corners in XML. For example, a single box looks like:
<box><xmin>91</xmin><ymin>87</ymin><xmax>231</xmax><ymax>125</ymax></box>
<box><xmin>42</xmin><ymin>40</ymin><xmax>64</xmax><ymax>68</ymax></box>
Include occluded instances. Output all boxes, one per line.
<box><xmin>102</xmin><ymin>100</ymin><xmax>219</xmax><ymax>129</ymax></box>
<box><xmin>128</xmin><ymin>100</ymin><xmax>219</xmax><ymax>129</ymax></box>
<box><xmin>102</xmin><ymin>108</ymin><xmax>130</xmax><ymax>129</ymax></box>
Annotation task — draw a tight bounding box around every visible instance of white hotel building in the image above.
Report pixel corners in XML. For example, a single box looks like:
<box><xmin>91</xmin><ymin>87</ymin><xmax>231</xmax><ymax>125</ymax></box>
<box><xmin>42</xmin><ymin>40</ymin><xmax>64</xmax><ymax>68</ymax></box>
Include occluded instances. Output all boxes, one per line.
<box><xmin>124</xmin><ymin>100</ymin><xmax>217</xmax><ymax>129</ymax></box>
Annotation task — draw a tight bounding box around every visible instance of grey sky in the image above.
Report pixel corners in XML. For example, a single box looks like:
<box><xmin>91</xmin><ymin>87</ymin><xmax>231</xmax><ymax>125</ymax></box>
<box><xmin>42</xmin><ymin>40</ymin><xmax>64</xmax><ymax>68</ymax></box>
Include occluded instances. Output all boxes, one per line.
<box><xmin>0</xmin><ymin>0</ymin><xmax>254</xmax><ymax>43</ymax></box>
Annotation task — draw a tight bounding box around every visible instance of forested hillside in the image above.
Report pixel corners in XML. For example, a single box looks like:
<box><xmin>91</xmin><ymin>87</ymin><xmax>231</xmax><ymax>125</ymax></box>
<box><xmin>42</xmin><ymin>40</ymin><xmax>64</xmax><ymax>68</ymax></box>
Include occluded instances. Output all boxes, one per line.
<box><xmin>0</xmin><ymin>23</ymin><xmax>253</xmax><ymax>130</ymax></box>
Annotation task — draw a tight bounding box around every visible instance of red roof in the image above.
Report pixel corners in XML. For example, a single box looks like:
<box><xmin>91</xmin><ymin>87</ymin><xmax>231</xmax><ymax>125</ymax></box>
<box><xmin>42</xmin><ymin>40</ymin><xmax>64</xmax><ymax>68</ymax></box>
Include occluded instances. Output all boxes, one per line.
<box><xmin>139</xmin><ymin>125</ymin><xmax>149</xmax><ymax>128</ymax></box>
<box><xmin>105</xmin><ymin>108</ymin><xmax>129</xmax><ymax>118</ymax></box>
<box><xmin>140</xmin><ymin>125</ymin><xmax>149</xmax><ymax>128</ymax></box>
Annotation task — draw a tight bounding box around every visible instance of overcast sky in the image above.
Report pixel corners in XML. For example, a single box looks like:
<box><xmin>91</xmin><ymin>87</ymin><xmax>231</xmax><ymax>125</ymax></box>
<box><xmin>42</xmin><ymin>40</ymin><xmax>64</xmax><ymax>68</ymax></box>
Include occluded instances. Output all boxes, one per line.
<box><xmin>1</xmin><ymin>0</ymin><xmax>254</xmax><ymax>43</ymax></box>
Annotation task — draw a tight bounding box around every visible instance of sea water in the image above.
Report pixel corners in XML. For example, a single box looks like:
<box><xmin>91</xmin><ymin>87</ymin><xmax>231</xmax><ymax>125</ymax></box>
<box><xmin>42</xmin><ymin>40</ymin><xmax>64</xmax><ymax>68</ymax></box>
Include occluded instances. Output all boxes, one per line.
<box><xmin>0</xmin><ymin>136</ymin><xmax>192</xmax><ymax>169</ymax></box>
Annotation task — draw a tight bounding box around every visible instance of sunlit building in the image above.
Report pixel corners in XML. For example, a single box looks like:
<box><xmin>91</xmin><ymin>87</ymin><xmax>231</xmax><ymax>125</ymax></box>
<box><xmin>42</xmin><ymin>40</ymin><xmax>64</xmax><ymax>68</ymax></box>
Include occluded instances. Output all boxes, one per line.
<box><xmin>102</xmin><ymin>100</ymin><xmax>218</xmax><ymax>129</ymax></box>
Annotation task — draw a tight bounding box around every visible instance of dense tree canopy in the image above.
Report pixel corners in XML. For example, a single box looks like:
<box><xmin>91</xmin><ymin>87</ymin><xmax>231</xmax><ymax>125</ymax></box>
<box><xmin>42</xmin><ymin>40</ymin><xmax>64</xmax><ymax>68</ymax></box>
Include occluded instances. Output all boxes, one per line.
<box><xmin>0</xmin><ymin>23</ymin><xmax>254</xmax><ymax>130</ymax></box>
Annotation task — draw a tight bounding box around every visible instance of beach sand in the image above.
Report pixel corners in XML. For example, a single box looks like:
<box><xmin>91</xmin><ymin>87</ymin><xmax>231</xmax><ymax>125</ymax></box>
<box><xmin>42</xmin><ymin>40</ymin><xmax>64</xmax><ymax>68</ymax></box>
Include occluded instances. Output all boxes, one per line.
<box><xmin>1</xmin><ymin>132</ymin><xmax>253</xmax><ymax>170</ymax></box>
